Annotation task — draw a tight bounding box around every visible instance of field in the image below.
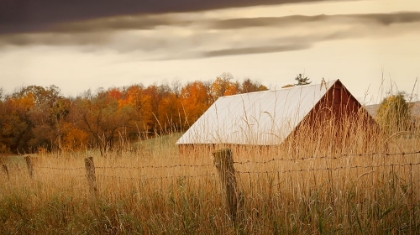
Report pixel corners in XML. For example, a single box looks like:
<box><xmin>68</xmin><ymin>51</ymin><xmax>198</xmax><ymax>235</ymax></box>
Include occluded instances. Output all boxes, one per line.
<box><xmin>1</xmin><ymin>126</ymin><xmax>420</xmax><ymax>234</ymax></box>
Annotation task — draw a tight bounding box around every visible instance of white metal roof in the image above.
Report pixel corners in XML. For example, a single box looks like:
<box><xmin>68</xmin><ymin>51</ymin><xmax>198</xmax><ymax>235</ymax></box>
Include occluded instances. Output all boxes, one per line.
<box><xmin>177</xmin><ymin>80</ymin><xmax>338</xmax><ymax>145</ymax></box>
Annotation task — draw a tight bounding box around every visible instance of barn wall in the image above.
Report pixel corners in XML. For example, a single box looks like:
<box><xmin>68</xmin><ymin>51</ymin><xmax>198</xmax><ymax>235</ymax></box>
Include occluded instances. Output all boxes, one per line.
<box><xmin>301</xmin><ymin>80</ymin><xmax>375</xmax><ymax>127</ymax></box>
<box><xmin>178</xmin><ymin>143</ymin><xmax>275</xmax><ymax>159</ymax></box>
<box><xmin>291</xmin><ymin>80</ymin><xmax>380</xmax><ymax>153</ymax></box>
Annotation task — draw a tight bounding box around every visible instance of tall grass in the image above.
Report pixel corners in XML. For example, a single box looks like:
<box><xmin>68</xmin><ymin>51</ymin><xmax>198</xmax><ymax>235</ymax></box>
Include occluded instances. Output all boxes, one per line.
<box><xmin>1</xmin><ymin>115</ymin><xmax>420</xmax><ymax>234</ymax></box>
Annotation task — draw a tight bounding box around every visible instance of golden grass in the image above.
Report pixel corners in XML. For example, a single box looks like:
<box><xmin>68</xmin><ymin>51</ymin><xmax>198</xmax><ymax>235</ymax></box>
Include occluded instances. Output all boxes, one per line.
<box><xmin>1</xmin><ymin>118</ymin><xmax>420</xmax><ymax>234</ymax></box>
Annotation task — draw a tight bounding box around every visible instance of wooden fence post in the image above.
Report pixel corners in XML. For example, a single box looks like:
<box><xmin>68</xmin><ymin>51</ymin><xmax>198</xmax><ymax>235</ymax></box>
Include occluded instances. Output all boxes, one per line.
<box><xmin>25</xmin><ymin>156</ymin><xmax>34</xmax><ymax>179</ymax></box>
<box><xmin>2</xmin><ymin>164</ymin><xmax>9</xmax><ymax>180</ymax></box>
<box><xmin>84</xmin><ymin>157</ymin><xmax>98</xmax><ymax>194</ymax></box>
<box><xmin>212</xmin><ymin>149</ymin><xmax>243</xmax><ymax>224</ymax></box>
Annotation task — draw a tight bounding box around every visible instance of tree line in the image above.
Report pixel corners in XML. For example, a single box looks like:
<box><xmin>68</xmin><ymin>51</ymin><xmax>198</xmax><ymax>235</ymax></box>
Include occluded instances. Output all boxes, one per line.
<box><xmin>0</xmin><ymin>73</ymin><xmax>267</xmax><ymax>155</ymax></box>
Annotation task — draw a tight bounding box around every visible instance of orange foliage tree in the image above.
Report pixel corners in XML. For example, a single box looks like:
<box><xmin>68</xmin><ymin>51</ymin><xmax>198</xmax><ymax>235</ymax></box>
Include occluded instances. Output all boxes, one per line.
<box><xmin>157</xmin><ymin>93</ymin><xmax>182</xmax><ymax>132</ymax></box>
<box><xmin>124</xmin><ymin>84</ymin><xmax>154</xmax><ymax>137</ymax></box>
<box><xmin>61</xmin><ymin>123</ymin><xmax>89</xmax><ymax>151</ymax></box>
<box><xmin>180</xmin><ymin>81</ymin><xmax>212</xmax><ymax>127</ymax></box>
<box><xmin>0</xmin><ymin>74</ymin><xmax>267</xmax><ymax>154</ymax></box>
<box><xmin>0</xmin><ymin>90</ymin><xmax>34</xmax><ymax>153</ymax></box>
<box><xmin>240</xmin><ymin>78</ymin><xmax>268</xmax><ymax>93</ymax></box>
<box><xmin>211</xmin><ymin>73</ymin><xmax>240</xmax><ymax>101</ymax></box>
<box><xmin>72</xmin><ymin>88</ymin><xmax>136</xmax><ymax>156</ymax></box>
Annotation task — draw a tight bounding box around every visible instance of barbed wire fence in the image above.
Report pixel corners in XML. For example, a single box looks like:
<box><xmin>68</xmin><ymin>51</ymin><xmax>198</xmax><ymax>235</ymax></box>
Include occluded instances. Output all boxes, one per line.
<box><xmin>2</xmin><ymin>149</ymin><xmax>420</xmax><ymax>183</ymax></box>
<box><xmin>1</xmin><ymin>149</ymin><xmax>419</xmax><ymax>223</ymax></box>
<box><xmin>233</xmin><ymin>150</ymin><xmax>420</xmax><ymax>165</ymax></box>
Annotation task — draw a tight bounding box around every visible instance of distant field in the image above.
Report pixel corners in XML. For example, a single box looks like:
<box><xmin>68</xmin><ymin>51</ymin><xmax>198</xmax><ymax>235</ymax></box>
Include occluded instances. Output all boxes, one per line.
<box><xmin>0</xmin><ymin>128</ymin><xmax>419</xmax><ymax>234</ymax></box>
<box><xmin>133</xmin><ymin>132</ymin><xmax>183</xmax><ymax>156</ymax></box>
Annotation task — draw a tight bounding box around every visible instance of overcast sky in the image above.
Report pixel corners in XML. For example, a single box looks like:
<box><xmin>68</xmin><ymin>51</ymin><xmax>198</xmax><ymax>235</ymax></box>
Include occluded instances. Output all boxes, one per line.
<box><xmin>0</xmin><ymin>0</ymin><xmax>419</xmax><ymax>104</ymax></box>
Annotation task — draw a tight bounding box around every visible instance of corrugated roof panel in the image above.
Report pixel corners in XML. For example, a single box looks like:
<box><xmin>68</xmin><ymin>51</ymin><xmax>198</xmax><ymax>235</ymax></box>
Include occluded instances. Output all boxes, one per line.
<box><xmin>177</xmin><ymin>80</ymin><xmax>336</xmax><ymax>145</ymax></box>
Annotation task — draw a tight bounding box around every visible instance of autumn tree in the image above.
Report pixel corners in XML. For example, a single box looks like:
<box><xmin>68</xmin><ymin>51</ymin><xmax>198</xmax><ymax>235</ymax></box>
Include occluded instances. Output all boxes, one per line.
<box><xmin>211</xmin><ymin>73</ymin><xmax>236</xmax><ymax>100</ymax></box>
<box><xmin>122</xmin><ymin>82</ymin><xmax>183</xmax><ymax>136</ymax></box>
<box><xmin>210</xmin><ymin>73</ymin><xmax>269</xmax><ymax>97</ymax></box>
<box><xmin>180</xmin><ymin>81</ymin><xmax>212</xmax><ymax>127</ymax></box>
<box><xmin>240</xmin><ymin>78</ymin><xmax>268</xmax><ymax>93</ymax></box>
<box><xmin>73</xmin><ymin>88</ymin><xmax>135</xmax><ymax>156</ymax></box>
<box><xmin>19</xmin><ymin>85</ymin><xmax>69</xmax><ymax>152</ymax></box>
<box><xmin>0</xmin><ymin>92</ymin><xmax>8</xmax><ymax>153</ymax></box>
<box><xmin>0</xmin><ymin>85</ymin><xmax>69</xmax><ymax>153</ymax></box>
<box><xmin>171</xmin><ymin>79</ymin><xmax>182</xmax><ymax>97</ymax></box>
<box><xmin>0</xmin><ymin>89</ymin><xmax>30</xmax><ymax>153</ymax></box>
<box><xmin>376</xmin><ymin>93</ymin><xmax>411</xmax><ymax>134</ymax></box>
<box><xmin>0</xmin><ymin>89</ymin><xmax>4</xmax><ymax>152</ymax></box>
<box><xmin>157</xmin><ymin>92</ymin><xmax>182</xmax><ymax>133</ymax></box>
<box><xmin>0</xmin><ymin>76</ymin><xmax>270</xmax><ymax>154</ymax></box>
<box><xmin>183</xmin><ymin>75</ymin><xmax>267</xmax><ymax>128</ymax></box>
<box><xmin>124</xmin><ymin>84</ymin><xmax>154</xmax><ymax>137</ymax></box>
<box><xmin>60</xmin><ymin>122</ymin><xmax>89</xmax><ymax>151</ymax></box>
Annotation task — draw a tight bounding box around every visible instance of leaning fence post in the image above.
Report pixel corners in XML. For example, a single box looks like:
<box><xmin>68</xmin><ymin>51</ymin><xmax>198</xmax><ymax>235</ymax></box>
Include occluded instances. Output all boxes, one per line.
<box><xmin>2</xmin><ymin>164</ymin><xmax>9</xmax><ymax>180</ymax></box>
<box><xmin>84</xmin><ymin>157</ymin><xmax>98</xmax><ymax>194</ymax></box>
<box><xmin>25</xmin><ymin>156</ymin><xmax>34</xmax><ymax>179</ymax></box>
<box><xmin>212</xmin><ymin>149</ymin><xmax>243</xmax><ymax>224</ymax></box>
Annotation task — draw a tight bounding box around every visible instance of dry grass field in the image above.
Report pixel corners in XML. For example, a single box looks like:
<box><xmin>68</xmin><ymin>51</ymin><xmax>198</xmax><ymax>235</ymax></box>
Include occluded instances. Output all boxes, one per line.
<box><xmin>1</xmin><ymin>119</ymin><xmax>420</xmax><ymax>234</ymax></box>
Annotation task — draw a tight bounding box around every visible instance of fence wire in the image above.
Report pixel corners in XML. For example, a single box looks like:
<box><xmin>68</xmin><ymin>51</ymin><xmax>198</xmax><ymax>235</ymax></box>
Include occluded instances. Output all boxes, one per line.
<box><xmin>10</xmin><ymin>150</ymin><xmax>420</xmax><ymax>182</ymax></box>
<box><xmin>233</xmin><ymin>150</ymin><xmax>420</xmax><ymax>165</ymax></box>
<box><xmin>96</xmin><ymin>173</ymin><xmax>217</xmax><ymax>181</ymax></box>
<box><xmin>236</xmin><ymin>162</ymin><xmax>420</xmax><ymax>175</ymax></box>
<box><xmin>95</xmin><ymin>163</ymin><xmax>213</xmax><ymax>170</ymax></box>
<box><xmin>34</xmin><ymin>166</ymin><xmax>84</xmax><ymax>171</ymax></box>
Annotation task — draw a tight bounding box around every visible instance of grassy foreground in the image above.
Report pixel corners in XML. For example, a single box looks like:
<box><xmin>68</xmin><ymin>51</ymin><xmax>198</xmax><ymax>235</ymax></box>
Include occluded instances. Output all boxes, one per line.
<box><xmin>0</xmin><ymin>126</ymin><xmax>420</xmax><ymax>234</ymax></box>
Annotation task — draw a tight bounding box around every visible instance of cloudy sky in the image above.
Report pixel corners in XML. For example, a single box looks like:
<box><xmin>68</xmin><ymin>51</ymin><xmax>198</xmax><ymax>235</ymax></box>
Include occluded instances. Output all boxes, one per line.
<box><xmin>0</xmin><ymin>0</ymin><xmax>419</xmax><ymax>104</ymax></box>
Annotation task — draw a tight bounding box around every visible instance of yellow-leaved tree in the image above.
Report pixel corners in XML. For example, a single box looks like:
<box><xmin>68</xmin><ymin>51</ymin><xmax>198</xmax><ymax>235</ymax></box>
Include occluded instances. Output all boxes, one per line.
<box><xmin>376</xmin><ymin>93</ymin><xmax>411</xmax><ymax>134</ymax></box>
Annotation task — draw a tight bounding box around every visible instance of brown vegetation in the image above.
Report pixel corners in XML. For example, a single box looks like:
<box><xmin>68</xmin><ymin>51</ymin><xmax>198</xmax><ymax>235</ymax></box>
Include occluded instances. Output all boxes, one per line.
<box><xmin>0</xmin><ymin>80</ymin><xmax>419</xmax><ymax>234</ymax></box>
<box><xmin>0</xmin><ymin>112</ymin><xmax>419</xmax><ymax>234</ymax></box>
<box><xmin>0</xmin><ymin>75</ymin><xmax>267</xmax><ymax>155</ymax></box>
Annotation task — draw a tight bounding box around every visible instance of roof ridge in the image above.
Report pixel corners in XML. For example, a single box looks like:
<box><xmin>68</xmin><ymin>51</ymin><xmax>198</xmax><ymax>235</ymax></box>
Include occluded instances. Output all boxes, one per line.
<box><xmin>219</xmin><ymin>79</ymin><xmax>339</xmax><ymax>99</ymax></box>
<box><xmin>277</xmin><ymin>79</ymin><xmax>338</xmax><ymax>90</ymax></box>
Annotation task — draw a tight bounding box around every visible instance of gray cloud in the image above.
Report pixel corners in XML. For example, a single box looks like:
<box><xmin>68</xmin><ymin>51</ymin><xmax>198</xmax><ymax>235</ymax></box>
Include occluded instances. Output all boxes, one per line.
<box><xmin>3</xmin><ymin>11</ymin><xmax>418</xmax><ymax>36</ymax></box>
<box><xmin>1</xmin><ymin>11</ymin><xmax>419</xmax><ymax>60</ymax></box>
<box><xmin>145</xmin><ymin>44</ymin><xmax>312</xmax><ymax>61</ymax></box>
<box><xmin>0</xmin><ymin>32</ymin><xmax>112</xmax><ymax>47</ymax></box>
<box><xmin>202</xmin><ymin>44</ymin><xmax>312</xmax><ymax>57</ymax></box>
<box><xmin>363</xmin><ymin>12</ymin><xmax>420</xmax><ymax>25</ymax></box>
<box><xmin>208</xmin><ymin>12</ymin><xmax>420</xmax><ymax>30</ymax></box>
<box><xmin>30</xmin><ymin>15</ymin><xmax>193</xmax><ymax>34</ymax></box>
<box><xmin>208</xmin><ymin>15</ymin><xmax>328</xmax><ymax>29</ymax></box>
<box><xmin>0</xmin><ymin>0</ymin><xmax>335</xmax><ymax>34</ymax></box>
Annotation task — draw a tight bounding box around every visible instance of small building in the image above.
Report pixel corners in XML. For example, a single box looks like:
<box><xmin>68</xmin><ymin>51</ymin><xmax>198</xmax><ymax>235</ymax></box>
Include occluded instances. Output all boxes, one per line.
<box><xmin>177</xmin><ymin>80</ymin><xmax>377</xmax><ymax>155</ymax></box>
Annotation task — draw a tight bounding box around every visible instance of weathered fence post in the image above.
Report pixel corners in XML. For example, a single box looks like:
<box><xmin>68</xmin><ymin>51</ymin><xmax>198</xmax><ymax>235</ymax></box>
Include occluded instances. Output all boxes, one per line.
<box><xmin>84</xmin><ymin>157</ymin><xmax>98</xmax><ymax>194</ymax></box>
<box><xmin>25</xmin><ymin>156</ymin><xmax>34</xmax><ymax>179</ymax></box>
<box><xmin>2</xmin><ymin>164</ymin><xmax>9</xmax><ymax>180</ymax></box>
<box><xmin>212</xmin><ymin>149</ymin><xmax>243</xmax><ymax>224</ymax></box>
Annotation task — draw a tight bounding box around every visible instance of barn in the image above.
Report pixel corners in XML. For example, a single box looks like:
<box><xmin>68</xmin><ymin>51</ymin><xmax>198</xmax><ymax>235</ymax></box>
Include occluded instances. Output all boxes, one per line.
<box><xmin>177</xmin><ymin>79</ymin><xmax>377</xmax><ymax>155</ymax></box>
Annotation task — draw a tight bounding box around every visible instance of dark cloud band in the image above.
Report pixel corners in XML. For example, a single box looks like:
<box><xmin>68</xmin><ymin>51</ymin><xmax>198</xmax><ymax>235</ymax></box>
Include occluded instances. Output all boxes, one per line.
<box><xmin>2</xmin><ymin>11</ymin><xmax>419</xmax><ymax>36</ymax></box>
<box><xmin>202</xmin><ymin>44</ymin><xmax>311</xmax><ymax>57</ymax></box>
<box><xmin>0</xmin><ymin>10</ymin><xmax>419</xmax><ymax>60</ymax></box>
<box><xmin>210</xmin><ymin>12</ymin><xmax>420</xmax><ymax>30</ymax></box>
<box><xmin>0</xmin><ymin>0</ymin><xmax>332</xmax><ymax>34</ymax></box>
